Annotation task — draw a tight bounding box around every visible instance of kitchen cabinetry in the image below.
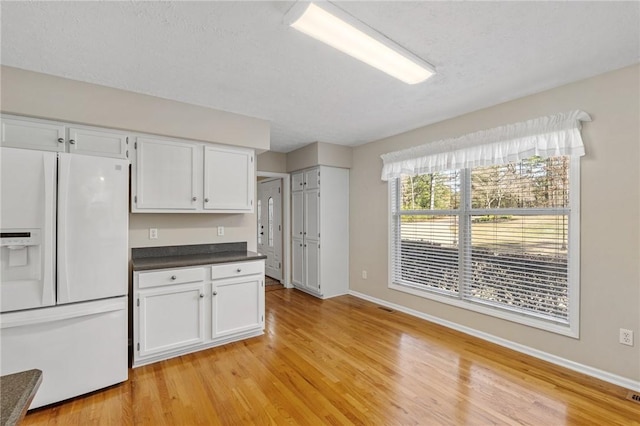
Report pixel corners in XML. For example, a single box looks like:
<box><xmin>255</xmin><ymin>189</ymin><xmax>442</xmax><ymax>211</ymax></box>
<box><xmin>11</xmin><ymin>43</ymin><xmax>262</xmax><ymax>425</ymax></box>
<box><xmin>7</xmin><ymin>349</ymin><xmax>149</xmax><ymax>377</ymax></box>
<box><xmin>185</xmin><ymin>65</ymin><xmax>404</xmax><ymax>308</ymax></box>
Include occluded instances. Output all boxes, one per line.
<box><xmin>211</xmin><ymin>261</ymin><xmax>264</xmax><ymax>339</ymax></box>
<box><xmin>131</xmin><ymin>137</ymin><xmax>255</xmax><ymax>213</ymax></box>
<box><xmin>204</xmin><ymin>145</ymin><xmax>254</xmax><ymax>212</ymax></box>
<box><xmin>133</xmin><ymin>137</ymin><xmax>200</xmax><ymax>211</ymax></box>
<box><xmin>133</xmin><ymin>260</ymin><xmax>265</xmax><ymax>367</ymax></box>
<box><xmin>290</xmin><ymin>166</ymin><xmax>349</xmax><ymax>299</ymax></box>
<box><xmin>0</xmin><ymin>115</ymin><xmax>129</xmax><ymax>159</ymax></box>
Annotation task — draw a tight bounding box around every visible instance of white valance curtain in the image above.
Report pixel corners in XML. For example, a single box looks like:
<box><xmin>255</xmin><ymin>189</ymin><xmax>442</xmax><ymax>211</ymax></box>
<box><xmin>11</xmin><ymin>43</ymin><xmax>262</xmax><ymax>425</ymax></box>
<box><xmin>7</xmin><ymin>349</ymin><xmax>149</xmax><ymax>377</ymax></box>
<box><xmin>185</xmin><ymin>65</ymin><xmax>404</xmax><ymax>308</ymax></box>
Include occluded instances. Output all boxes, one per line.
<box><xmin>380</xmin><ymin>110</ymin><xmax>591</xmax><ymax>181</ymax></box>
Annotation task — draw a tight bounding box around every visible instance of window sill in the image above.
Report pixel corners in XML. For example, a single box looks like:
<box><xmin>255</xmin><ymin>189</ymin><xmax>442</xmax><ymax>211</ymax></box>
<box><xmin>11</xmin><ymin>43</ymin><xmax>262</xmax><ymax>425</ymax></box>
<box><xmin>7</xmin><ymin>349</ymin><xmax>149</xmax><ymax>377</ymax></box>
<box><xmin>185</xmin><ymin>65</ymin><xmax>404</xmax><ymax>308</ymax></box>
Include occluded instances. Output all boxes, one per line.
<box><xmin>389</xmin><ymin>281</ymin><xmax>579</xmax><ymax>338</ymax></box>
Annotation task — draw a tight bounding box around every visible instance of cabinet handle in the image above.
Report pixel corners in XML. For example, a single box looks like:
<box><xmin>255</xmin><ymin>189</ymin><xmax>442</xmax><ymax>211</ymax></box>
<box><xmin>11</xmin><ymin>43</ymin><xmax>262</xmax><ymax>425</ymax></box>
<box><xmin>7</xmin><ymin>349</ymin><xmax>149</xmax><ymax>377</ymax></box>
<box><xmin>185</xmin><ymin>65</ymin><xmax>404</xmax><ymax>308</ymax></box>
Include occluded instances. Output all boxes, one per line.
<box><xmin>69</xmin><ymin>139</ymin><xmax>76</xmax><ymax>145</ymax></box>
<box><xmin>236</xmin><ymin>268</ymin><xmax>242</xmax><ymax>273</ymax></box>
<box><xmin>204</xmin><ymin>198</ymin><xmax>209</xmax><ymax>203</ymax></box>
<box><xmin>57</xmin><ymin>138</ymin><xmax>64</xmax><ymax>144</ymax></box>
<box><xmin>303</xmin><ymin>232</ymin><xmax>306</xmax><ymax>235</ymax></box>
<box><xmin>199</xmin><ymin>293</ymin><xmax>204</xmax><ymax>298</ymax></box>
<box><xmin>299</xmin><ymin>231</ymin><xmax>302</xmax><ymax>235</ymax></box>
<box><xmin>170</xmin><ymin>275</ymin><xmax>177</xmax><ymax>280</ymax></box>
<box><xmin>299</xmin><ymin>243</ymin><xmax>302</xmax><ymax>247</ymax></box>
<box><xmin>192</xmin><ymin>196</ymin><xmax>197</xmax><ymax>202</ymax></box>
<box><xmin>213</xmin><ymin>291</ymin><xmax>218</xmax><ymax>296</ymax></box>
<box><xmin>304</xmin><ymin>244</ymin><xmax>307</xmax><ymax>247</ymax></box>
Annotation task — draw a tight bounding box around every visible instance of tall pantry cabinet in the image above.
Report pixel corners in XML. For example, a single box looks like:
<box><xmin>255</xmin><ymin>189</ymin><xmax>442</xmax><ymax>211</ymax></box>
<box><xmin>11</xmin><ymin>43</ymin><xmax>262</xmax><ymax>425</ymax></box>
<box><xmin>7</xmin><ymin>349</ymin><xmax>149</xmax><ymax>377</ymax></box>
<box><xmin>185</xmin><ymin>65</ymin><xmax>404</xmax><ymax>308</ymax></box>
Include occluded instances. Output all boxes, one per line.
<box><xmin>291</xmin><ymin>166</ymin><xmax>349</xmax><ymax>298</ymax></box>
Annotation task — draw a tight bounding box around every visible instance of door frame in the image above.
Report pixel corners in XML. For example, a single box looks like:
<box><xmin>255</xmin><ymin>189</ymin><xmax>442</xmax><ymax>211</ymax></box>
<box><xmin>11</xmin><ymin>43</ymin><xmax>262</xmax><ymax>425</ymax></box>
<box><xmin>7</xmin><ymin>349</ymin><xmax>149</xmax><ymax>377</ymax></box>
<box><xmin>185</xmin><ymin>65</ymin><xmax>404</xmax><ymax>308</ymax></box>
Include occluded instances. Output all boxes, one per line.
<box><xmin>256</xmin><ymin>171</ymin><xmax>291</xmax><ymax>288</ymax></box>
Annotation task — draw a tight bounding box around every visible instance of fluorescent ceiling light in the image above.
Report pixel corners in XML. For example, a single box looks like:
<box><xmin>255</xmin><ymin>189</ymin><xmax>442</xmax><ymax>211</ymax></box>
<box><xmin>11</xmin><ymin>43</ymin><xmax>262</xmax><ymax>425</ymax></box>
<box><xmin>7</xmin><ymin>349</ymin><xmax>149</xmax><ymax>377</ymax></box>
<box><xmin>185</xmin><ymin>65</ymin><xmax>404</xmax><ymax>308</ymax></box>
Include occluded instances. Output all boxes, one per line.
<box><xmin>285</xmin><ymin>2</ymin><xmax>435</xmax><ymax>85</ymax></box>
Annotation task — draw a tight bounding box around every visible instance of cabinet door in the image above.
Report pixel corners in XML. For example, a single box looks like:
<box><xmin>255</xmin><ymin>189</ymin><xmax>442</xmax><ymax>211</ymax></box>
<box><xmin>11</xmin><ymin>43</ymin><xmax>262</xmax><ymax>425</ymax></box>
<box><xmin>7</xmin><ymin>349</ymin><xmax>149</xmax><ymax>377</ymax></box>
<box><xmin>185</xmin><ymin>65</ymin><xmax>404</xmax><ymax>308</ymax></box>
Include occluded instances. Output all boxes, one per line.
<box><xmin>134</xmin><ymin>138</ymin><xmax>199</xmax><ymax>211</ymax></box>
<box><xmin>212</xmin><ymin>276</ymin><xmax>264</xmax><ymax>339</ymax></box>
<box><xmin>292</xmin><ymin>238</ymin><xmax>304</xmax><ymax>287</ymax></box>
<box><xmin>292</xmin><ymin>191</ymin><xmax>304</xmax><ymax>240</ymax></box>
<box><xmin>69</xmin><ymin>127</ymin><xmax>129</xmax><ymax>159</ymax></box>
<box><xmin>137</xmin><ymin>283</ymin><xmax>206</xmax><ymax>358</ymax></box>
<box><xmin>292</xmin><ymin>172</ymin><xmax>304</xmax><ymax>192</ymax></box>
<box><xmin>203</xmin><ymin>146</ymin><xmax>254</xmax><ymax>212</ymax></box>
<box><xmin>304</xmin><ymin>168</ymin><xmax>320</xmax><ymax>190</ymax></box>
<box><xmin>304</xmin><ymin>188</ymin><xmax>320</xmax><ymax>239</ymax></box>
<box><xmin>304</xmin><ymin>240</ymin><xmax>320</xmax><ymax>293</ymax></box>
<box><xmin>1</xmin><ymin>116</ymin><xmax>66</xmax><ymax>152</ymax></box>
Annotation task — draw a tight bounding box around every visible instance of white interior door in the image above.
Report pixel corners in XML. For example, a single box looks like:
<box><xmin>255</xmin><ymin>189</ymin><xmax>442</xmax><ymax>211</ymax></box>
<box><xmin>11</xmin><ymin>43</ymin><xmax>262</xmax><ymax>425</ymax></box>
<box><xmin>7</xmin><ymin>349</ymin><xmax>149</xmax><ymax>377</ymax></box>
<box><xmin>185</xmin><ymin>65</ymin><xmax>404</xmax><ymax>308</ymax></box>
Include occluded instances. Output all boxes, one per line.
<box><xmin>257</xmin><ymin>179</ymin><xmax>282</xmax><ymax>281</ymax></box>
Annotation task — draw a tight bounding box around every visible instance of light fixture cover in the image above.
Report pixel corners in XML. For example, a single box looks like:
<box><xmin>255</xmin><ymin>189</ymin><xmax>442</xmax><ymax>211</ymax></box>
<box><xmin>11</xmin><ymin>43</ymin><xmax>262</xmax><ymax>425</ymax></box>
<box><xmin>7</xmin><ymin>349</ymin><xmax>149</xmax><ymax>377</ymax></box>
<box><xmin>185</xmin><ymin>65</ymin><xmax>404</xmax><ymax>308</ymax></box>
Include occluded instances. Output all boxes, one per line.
<box><xmin>285</xmin><ymin>1</ymin><xmax>435</xmax><ymax>84</ymax></box>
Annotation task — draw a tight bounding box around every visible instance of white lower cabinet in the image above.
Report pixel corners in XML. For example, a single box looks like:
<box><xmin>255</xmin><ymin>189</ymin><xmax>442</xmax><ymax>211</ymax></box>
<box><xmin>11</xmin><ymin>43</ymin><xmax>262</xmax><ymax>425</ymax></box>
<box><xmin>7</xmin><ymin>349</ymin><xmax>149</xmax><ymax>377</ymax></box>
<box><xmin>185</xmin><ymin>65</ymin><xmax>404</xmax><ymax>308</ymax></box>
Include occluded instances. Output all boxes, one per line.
<box><xmin>138</xmin><ymin>283</ymin><xmax>206</xmax><ymax>358</ymax></box>
<box><xmin>212</xmin><ymin>275</ymin><xmax>264</xmax><ymax>339</ymax></box>
<box><xmin>133</xmin><ymin>261</ymin><xmax>265</xmax><ymax>367</ymax></box>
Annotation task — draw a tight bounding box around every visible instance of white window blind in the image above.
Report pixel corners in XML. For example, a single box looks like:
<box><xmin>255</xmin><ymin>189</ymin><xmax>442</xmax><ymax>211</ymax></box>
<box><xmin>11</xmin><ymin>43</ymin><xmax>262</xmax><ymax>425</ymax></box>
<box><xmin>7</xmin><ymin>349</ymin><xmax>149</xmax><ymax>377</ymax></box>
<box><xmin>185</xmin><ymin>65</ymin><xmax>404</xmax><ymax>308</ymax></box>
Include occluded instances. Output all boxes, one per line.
<box><xmin>385</xmin><ymin>112</ymin><xmax>587</xmax><ymax>335</ymax></box>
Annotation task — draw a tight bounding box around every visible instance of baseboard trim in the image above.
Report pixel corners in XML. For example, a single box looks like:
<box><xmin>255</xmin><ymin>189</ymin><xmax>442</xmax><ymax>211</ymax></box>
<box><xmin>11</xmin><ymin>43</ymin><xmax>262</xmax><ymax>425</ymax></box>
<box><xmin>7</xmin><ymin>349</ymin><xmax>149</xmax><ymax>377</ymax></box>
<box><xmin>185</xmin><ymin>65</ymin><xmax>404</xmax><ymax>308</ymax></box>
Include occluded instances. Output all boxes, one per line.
<box><xmin>348</xmin><ymin>290</ymin><xmax>640</xmax><ymax>392</ymax></box>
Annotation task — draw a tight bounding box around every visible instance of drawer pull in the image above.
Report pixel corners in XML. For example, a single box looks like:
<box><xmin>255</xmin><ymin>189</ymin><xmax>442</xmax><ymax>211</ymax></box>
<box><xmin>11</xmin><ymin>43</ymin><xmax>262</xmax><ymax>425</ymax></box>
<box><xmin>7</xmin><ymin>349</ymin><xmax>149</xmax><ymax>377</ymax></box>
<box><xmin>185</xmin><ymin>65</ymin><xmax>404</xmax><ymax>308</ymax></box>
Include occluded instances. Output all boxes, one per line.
<box><xmin>170</xmin><ymin>275</ymin><xmax>177</xmax><ymax>280</ymax></box>
<box><xmin>213</xmin><ymin>291</ymin><xmax>218</xmax><ymax>296</ymax></box>
<box><xmin>236</xmin><ymin>268</ymin><xmax>242</xmax><ymax>273</ymax></box>
<box><xmin>199</xmin><ymin>293</ymin><xmax>204</xmax><ymax>298</ymax></box>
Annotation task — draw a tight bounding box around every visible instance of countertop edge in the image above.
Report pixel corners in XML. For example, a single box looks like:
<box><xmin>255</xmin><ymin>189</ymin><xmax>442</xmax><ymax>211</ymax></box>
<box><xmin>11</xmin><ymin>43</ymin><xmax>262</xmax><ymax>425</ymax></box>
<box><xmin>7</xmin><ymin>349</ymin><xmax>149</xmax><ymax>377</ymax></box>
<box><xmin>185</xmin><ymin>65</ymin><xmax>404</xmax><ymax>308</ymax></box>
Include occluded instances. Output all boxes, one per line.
<box><xmin>131</xmin><ymin>251</ymin><xmax>267</xmax><ymax>271</ymax></box>
<box><xmin>1</xmin><ymin>369</ymin><xmax>43</xmax><ymax>426</ymax></box>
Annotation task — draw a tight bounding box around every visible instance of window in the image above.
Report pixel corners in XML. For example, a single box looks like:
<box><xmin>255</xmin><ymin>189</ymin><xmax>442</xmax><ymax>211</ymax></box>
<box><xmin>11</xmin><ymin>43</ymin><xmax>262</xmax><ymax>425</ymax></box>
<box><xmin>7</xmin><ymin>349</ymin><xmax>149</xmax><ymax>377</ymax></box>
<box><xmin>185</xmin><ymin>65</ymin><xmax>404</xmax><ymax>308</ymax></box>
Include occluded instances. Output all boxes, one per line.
<box><xmin>257</xmin><ymin>199</ymin><xmax>262</xmax><ymax>245</ymax></box>
<box><xmin>382</xmin><ymin>111</ymin><xmax>590</xmax><ymax>337</ymax></box>
<box><xmin>268</xmin><ymin>197</ymin><xmax>274</xmax><ymax>247</ymax></box>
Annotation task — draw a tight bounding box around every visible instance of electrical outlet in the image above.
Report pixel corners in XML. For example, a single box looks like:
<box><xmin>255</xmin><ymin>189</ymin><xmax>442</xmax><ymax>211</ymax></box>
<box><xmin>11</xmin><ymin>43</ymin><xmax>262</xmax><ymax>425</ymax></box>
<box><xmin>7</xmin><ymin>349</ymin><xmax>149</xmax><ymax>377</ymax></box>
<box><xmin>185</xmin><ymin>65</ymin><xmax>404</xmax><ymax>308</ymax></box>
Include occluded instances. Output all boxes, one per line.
<box><xmin>362</xmin><ymin>270</ymin><xmax>368</xmax><ymax>279</ymax></box>
<box><xmin>217</xmin><ymin>226</ymin><xmax>224</xmax><ymax>236</ymax></box>
<box><xmin>620</xmin><ymin>328</ymin><xmax>634</xmax><ymax>346</ymax></box>
<box><xmin>149</xmin><ymin>228</ymin><xmax>158</xmax><ymax>240</ymax></box>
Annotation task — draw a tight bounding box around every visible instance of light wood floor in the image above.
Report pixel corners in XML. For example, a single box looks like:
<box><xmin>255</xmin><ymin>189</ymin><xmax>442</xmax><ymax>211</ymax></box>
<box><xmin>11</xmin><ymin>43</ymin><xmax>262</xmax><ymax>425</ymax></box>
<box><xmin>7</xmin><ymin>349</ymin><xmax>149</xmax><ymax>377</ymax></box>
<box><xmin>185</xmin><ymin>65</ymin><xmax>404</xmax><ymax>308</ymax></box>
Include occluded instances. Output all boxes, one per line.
<box><xmin>24</xmin><ymin>289</ymin><xmax>640</xmax><ymax>425</ymax></box>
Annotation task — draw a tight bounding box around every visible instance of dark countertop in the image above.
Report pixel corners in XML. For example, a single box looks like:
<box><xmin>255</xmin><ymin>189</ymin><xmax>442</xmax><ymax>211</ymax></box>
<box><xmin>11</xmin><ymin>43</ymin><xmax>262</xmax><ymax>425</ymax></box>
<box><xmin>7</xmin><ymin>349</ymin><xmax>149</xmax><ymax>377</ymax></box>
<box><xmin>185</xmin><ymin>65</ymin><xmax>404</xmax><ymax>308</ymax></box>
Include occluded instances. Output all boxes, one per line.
<box><xmin>131</xmin><ymin>243</ymin><xmax>266</xmax><ymax>271</ymax></box>
<box><xmin>1</xmin><ymin>369</ymin><xmax>42</xmax><ymax>426</ymax></box>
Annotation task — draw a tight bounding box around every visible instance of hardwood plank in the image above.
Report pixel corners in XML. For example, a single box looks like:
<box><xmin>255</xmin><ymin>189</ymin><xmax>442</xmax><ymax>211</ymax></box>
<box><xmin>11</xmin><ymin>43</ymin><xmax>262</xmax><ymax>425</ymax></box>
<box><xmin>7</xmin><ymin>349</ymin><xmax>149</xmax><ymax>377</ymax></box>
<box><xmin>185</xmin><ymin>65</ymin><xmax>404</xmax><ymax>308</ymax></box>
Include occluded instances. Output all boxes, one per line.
<box><xmin>23</xmin><ymin>289</ymin><xmax>640</xmax><ymax>425</ymax></box>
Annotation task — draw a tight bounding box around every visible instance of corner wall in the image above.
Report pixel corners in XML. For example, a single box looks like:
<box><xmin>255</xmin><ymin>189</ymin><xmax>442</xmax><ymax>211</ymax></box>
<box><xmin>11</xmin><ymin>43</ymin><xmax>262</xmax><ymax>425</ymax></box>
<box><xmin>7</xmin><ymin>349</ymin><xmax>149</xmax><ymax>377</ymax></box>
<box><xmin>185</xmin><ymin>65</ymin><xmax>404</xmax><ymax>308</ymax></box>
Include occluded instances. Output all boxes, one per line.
<box><xmin>349</xmin><ymin>64</ymin><xmax>640</xmax><ymax>384</ymax></box>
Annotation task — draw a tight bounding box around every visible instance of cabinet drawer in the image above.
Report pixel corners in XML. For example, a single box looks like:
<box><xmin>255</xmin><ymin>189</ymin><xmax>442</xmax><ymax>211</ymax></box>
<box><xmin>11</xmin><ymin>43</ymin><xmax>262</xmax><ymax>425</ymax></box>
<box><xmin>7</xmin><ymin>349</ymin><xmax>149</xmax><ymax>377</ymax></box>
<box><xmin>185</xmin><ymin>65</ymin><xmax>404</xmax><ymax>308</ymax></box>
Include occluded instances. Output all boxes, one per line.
<box><xmin>138</xmin><ymin>267</ymin><xmax>205</xmax><ymax>289</ymax></box>
<box><xmin>211</xmin><ymin>261</ymin><xmax>264</xmax><ymax>280</ymax></box>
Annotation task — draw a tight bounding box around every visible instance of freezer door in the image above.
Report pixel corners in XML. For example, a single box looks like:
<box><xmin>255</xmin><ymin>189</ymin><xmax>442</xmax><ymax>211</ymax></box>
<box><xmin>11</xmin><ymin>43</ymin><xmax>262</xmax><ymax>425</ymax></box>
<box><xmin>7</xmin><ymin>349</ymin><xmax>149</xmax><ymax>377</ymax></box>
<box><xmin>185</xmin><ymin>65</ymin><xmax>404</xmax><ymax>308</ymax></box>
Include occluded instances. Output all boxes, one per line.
<box><xmin>0</xmin><ymin>297</ymin><xmax>128</xmax><ymax>408</ymax></box>
<box><xmin>57</xmin><ymin>154</ymin><xmax>128</xmax><ymax>304</ymax></box>
<box><xmin>0</xmin><ymin>148</ymin><xmax>56</xmax><ymax>311</ymax></box>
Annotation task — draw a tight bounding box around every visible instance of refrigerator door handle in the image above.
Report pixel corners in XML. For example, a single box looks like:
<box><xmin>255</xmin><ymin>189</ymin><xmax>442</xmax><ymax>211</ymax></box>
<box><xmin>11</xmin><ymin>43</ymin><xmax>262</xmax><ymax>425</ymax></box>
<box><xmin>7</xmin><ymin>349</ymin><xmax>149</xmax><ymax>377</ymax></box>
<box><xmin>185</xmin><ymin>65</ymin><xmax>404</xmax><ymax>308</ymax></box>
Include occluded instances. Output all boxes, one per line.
<box><xmin>42</xmin><ymin>154</ymin><xmax>56</xmax><ymax>306</ymax></box>
<box><xmin>56</xmin><ymin>155</ymin><xmax>71</xmax><ymax>304</ymax></box>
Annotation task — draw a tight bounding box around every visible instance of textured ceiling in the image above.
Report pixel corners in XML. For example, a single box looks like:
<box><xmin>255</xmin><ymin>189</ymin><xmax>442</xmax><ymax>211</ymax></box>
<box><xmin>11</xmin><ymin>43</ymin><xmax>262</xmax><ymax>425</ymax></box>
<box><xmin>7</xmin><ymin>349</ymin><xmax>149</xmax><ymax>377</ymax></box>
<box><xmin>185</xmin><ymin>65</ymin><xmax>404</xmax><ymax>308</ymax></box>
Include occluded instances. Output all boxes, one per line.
<box><xmin>1</xmin><ymin>1</ymin><xmax>639</xmax><ymax>153</ymax></box>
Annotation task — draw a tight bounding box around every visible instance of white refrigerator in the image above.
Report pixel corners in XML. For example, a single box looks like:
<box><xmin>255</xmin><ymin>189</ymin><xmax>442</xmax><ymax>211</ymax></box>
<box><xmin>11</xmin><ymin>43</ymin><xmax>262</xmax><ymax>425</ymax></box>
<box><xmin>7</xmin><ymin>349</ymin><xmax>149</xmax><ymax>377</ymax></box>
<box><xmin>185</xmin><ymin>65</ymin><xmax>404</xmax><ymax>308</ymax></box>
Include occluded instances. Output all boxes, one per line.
<box><xmin>0</xmin><ymin>147</ymin><xmax>128</xmax><ymax>408</ymax></box>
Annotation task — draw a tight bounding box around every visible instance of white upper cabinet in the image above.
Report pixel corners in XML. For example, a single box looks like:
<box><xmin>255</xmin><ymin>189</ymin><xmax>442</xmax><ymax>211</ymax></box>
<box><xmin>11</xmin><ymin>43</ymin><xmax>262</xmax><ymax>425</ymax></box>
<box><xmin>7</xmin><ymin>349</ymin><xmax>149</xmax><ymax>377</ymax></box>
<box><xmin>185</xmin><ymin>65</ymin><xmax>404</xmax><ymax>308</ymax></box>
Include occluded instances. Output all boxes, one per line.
<box><xmin>203</xmin><ymin>145</ymin><xmax>254</xmax><ymax>212</ymax></box>
<box><xmin>68</xmin><ymin>127</ymin><xmax>129</xmax><ymax>159</ymax></box>
<box><xmin>1</xmin><ymin>115</ymin><xmax>129</xmax><ymax>159</ymax></box>
<box><xmin>133</xmin><ymin>137</ymin><xmax>199</xmax><ymax>211</ymax></box>
<box><xmin>132</xmin><ymin>137</ymin><xmax>255</xmax><ymax>213</ymax></box>
<box><xmin>1</xmin><ymin>116</ymin><xmax>66</xmax><ymax>152</ymax></box>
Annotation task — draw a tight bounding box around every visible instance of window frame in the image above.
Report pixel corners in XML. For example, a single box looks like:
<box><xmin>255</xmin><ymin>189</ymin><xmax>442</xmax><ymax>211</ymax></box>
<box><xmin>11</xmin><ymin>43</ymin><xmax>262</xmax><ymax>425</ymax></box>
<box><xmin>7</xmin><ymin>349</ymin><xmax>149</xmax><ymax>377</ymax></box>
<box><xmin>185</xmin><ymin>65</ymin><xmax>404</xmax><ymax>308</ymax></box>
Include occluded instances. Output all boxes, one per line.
<box><xmin>388</xmin><ymin>156</ymin><xmax>581</xmax><ymax>338</ymax></box>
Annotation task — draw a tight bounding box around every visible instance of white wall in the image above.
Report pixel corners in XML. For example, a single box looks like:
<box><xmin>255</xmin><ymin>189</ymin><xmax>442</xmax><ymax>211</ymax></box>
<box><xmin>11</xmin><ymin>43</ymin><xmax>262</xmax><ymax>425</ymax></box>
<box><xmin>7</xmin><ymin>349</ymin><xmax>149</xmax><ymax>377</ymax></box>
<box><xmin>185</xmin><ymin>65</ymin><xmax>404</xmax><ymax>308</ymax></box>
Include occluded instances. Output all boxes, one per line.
<box><xmin>349</xmin><ymin>64</ymin><xmax>640</xmax><ymax>384</ymax></box>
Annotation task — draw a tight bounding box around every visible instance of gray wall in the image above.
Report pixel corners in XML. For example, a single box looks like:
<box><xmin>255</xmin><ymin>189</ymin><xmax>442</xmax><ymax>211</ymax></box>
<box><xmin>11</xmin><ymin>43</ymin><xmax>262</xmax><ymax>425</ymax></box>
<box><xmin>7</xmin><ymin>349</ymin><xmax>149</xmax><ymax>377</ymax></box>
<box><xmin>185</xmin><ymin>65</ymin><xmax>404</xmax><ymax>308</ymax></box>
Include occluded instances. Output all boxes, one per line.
<box><xmin>349</xmin><ymin>64</ymin><xmax>640</xmax><ymax>383</ymax></box>
<box><xmin>286</xmin><ymin>142</ymin><xmax>353</xmax><ymax>172</ymax></box>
